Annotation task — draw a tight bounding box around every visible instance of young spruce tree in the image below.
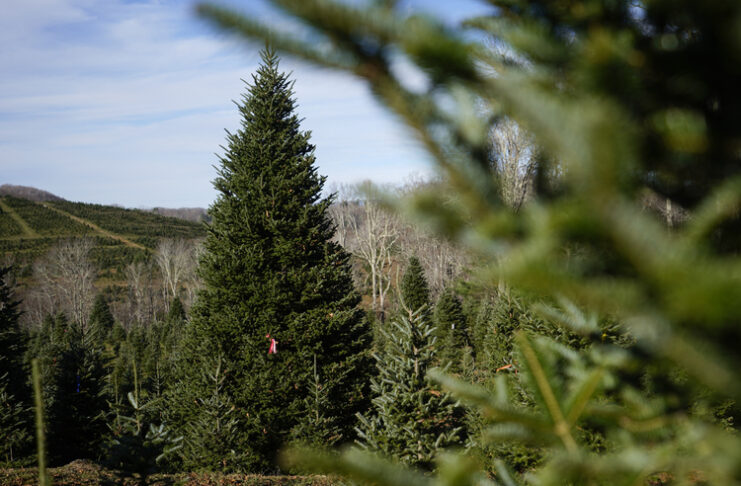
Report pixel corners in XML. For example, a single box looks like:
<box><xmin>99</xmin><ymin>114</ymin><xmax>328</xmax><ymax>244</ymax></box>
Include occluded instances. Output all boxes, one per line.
<box><xmin>434</xmin><ymin>289</ymin><xmax>468</xmax><ymax>374</ymax></box>
<box><xmin>356</xmin><ymin>310</ymin><xmax>465</xmax><ymax>470</ymax></box>
<box><xmin>172</xmin><ymin>48</ymin><xmax>371</xmax><ymax>472</ymax></box>
<box><xmin>400</xmin><ymin>256</ymin><xmax>430</xmax><ymax>319</ymax></box>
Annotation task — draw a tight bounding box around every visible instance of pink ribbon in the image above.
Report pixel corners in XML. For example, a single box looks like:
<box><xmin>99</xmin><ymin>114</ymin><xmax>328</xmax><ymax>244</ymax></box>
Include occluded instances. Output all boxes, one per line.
<box><xmin>266</xmin><ymin>333</ymin><xmax>278</xmax><ymax>354</ymax></box>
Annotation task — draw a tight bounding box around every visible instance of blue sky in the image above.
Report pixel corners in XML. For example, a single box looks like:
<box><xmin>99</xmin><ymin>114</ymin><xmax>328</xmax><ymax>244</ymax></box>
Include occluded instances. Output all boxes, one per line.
<box><xmin>1</xmin><ymin>0</ymin><xmax>489</xmax><ymax>208</ymax></box>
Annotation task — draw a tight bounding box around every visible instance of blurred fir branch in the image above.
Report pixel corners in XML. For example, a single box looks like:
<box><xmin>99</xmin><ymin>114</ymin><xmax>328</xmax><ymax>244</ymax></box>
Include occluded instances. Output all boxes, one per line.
<box><xmin>197</xmin><ymin>0</ymin><xmax>741</xmax><ymax>484</ymax></box>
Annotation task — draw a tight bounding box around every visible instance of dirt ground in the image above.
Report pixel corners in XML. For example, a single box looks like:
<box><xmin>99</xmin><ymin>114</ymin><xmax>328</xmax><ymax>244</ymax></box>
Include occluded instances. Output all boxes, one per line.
<box><xmin>0</xmin><ymin>460</ymin><xmax>337</xmax><ymax>486</ymax></box>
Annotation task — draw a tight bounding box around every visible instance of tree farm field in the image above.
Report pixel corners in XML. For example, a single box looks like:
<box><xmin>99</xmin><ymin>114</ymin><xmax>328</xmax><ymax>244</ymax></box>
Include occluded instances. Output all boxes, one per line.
<box><xmin>3</xmin><ymin>1</ymin><xmax>741</xmax><ymax>486</ymax></box>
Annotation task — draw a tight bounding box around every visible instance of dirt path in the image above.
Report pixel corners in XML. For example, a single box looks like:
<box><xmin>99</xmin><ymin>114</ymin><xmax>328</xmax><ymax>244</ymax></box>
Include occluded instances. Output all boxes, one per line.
<box><xmin>0</xmin><ymin>198</ymin><xmax>38</xmax><ymax>237</ymax></box>
<box><xmin>41</xmin><ymin>203</ymin><xmax>149</xmax><ymax>251</ymax></box>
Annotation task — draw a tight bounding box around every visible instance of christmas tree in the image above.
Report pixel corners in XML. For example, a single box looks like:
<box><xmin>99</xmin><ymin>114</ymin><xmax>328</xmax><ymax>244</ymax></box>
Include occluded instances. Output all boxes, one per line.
<box><xmin>355</xmin><ymin>310</ymin><xmax>465</xmax><ymax>470</ymax></box>
<box><xmin>0</xmin><ymin>266</ymin><xmax>26</xmax><ymax>399</ymax></box>
<box><xmin>89</xmin><ymin>293</ymin><xmax>115</xmax><ymax>342</ymax></box>
<box><xmin>0</xmin><ymin>376</ymin><xmax>31</xmax><ymax>467</ymax></box>
<box><xmin>172</xmin><ymin>47</ymin><xmax>372</xmax><ymax>471</ymax></box>
<box><xmin>106</xmin><ymin>385</ymin><xmax>182</xmax><ymax>483</ymax></box>
<box><xmin>175</xmin><ymin>355</ymin><xmax>247</xmax><ymax>472</ymax></box>
<box><xmin>434</xmin><ymin>289</ymin><xmax>468</xmax><ymax>374</ymax></box>
<box><xmin>197</xmin><ymin>1</ymin><xmax>741</xmax><ymax>485</ymax></box>
<box><xmin>0</xmin><ymin>266</ymin><xmax>31</xmax><ymax>466</ymax></box>
<box><xmin>47</xmin><ymin>319</ymin><xmax>109</xmax><ymax>465</ymax></box>
<box><xmin>400</xmin><ymin>256</ymin><xmax>430</xmax><ymax>319</ymax></box>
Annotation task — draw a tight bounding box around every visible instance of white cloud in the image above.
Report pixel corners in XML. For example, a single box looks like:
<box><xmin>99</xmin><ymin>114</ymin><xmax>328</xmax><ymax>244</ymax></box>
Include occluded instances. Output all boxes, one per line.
<box><xmin>1</xmin><ymin>0</ymin><xmax>433</xmax><ymax>207</ymax></box>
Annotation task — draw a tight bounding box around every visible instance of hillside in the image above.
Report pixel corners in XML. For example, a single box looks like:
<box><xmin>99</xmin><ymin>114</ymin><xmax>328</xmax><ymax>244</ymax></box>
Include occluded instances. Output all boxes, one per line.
<box><xmin>0</xmin><ymin>184</ymin><xmax>65</xmax><ymax>202</ymax></box>
<box><xmin>0</xmin><ymin>195</ymin><xmax>206</xmax><ymax>280</ymax></box>
<box><xmin>150</xmin><ymin>206</ymin><xmax>210</xmax><ymax>223</ymax></box>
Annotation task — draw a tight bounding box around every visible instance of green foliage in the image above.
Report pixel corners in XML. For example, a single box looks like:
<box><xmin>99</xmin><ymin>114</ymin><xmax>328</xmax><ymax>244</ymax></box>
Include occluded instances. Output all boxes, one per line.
<box><xmin>107</xmin><ymin>322</ymin><xmax>177</xmax><ymax>410</ymax></box>
<box><xmin>399</xmin><ymin>256</ymin><xmax>430</xmax><ymax>319</ymax></box>
<box><xmin>0</xmin><ymin>196</ymin><xmax>202</xmax><ymax>287</ymax></box>
<box><xmin>47</xmin><ymin>320</ymin><xmax>109</xmax><ymax>465</ymax></box>
<box><xmin>290</xmin><ymin>355</ymin><xmax>344</xmax><ymax>450</ymax></box>
<box><xmin>2</xmin><ymin>196</ymin><xmax>91</xmax><ymax>236</ymax></box>
<box><xmin>166</xmin><ymin>297</ymin><xmax>186</xmax><ymax>324</ymax></box>
<box><xmin>477</xmin><ymin>290</ymin><xmax>578</xmax><ymax>374</ymax></box>
<box><xmin>355</xmin><ymin>310</ymin><xmax>465</xmax><ymax>470</ymax></box>
<box><xmin>0</xmin><ymin>266</ymin><xmax>32</xmax><ymax>466</ymax></box>
<box><xmin>205</xmin><ymin>0</ymin><xmax>741</xmax><ymax>485</ymax></box>
<box><xmin>175</xmin><ymin>355</ymin><xmax>248</xmax><ymax>472</ymax></box>
<box><xmin>174</xmin><ymin>48</ymin><xmax>372</xmax><ymax>472</ymax></box>
<box><xmin>106</xmin><ymin>390</ymin><xmax>182</xmax><ymax>481</ymax></box>
<box><xmin>89</xmin><ymin>294</ymin><xmax>115</xmax><ymax>341</ymax></box>
<box><xmin>0</xmin><ymin>209</ymin><xmax>22</xmax><ymax>237</ymax></box>
<box><xmin>48</xmin><ymin>200</ymin><xmax>205</xmax><ymax>241</ymax></box>
<box><xmin>434</xmin><ymin>289</ymin><xmax>468</xmax><ymax>374</ymax></box>
<box><xmin>0</xmin><ymin>375</ymin><xmax>32</xmax><ymax>467</ymax></box>
<box><xmin>0</xmin><ymin>266</ymin><xmax>27</xmax><ymax>398</ymax></box>
<box><xmin>89</xmin><ymin>244</ymin><xmax>149</xmax><ymax>277</ymax></box>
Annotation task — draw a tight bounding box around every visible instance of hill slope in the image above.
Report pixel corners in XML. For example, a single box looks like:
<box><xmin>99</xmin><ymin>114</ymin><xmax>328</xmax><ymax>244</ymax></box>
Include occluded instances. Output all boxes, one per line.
<box><xmin>0</xmin><ymin>195</ymin><xmax>206</xmax><ymax>280</ymax></box>
<box><xmin>0</xmin><ymin>184</ymin><xmax>65</xmax><ymax>202</ymax></box>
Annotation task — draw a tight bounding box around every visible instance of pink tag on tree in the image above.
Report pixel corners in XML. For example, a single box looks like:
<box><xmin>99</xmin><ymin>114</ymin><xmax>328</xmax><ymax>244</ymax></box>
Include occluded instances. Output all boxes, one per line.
<box><xmin>266</xmin><ymin>333</ymin><xmax>278</xmax><ymax>354</ymax></box>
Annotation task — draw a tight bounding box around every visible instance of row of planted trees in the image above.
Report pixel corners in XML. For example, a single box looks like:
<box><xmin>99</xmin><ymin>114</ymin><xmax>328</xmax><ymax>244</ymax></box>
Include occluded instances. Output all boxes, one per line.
<box><xmin>3</xmin><ymin>240</ymin><xmax>647</xmax><ymax>479</ymax></box>
<box><xmin>1</xmin><ymin>251</ymin><xmax>531</xmax><ymax>474</ymax></box>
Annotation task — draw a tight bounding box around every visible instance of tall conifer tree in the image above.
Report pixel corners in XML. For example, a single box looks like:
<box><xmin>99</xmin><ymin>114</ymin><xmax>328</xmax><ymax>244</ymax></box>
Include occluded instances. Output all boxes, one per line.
<box><xmin>400</xmin><ymin>257</ymin><xmax>430</xmax><ymax>318</ymax></box>
<box><xmin>172</xmin><ymin>48</ymin><xmax>371</xmax><ymax>471</ymax></box>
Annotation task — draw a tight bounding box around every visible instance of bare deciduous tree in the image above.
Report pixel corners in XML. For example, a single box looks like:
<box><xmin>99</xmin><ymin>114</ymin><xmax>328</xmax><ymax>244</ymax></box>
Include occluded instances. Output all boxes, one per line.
<box><xmin>182</xmin><ymin>238</ymin><xmax>205</xmax><ymax>309</ymax></box>
<box><xmin>329</xmin><ymin>181</ymin><xmax>470</xmax><ymax>313</ymax></box>
<box><xmin>33</xmin><ymin>238</ymin><xmax>96</xmax><ymax>329</ymax></box>
<box><xmin>328</xmin><ymin>183</ymin><xmax>355</xmax><ymax>249</ymax></box>
<box><xmin>124</xmin><ymin>260</ymin><xmax>158</xmax><ymax>327</ymax></box>
<box><xmin>334</xmin><ymin>184</ymin><xmax>400</xmax><ymax>321</ymax></box>
<box><xmin>491</xmin><ymin>118</ymin><xmax>537</xmax><ymax>211</ymax></box>
<box><xmin>155</xmin><ymin>238</ymin><xmax>196</xmax><ymax>313</ymax></box>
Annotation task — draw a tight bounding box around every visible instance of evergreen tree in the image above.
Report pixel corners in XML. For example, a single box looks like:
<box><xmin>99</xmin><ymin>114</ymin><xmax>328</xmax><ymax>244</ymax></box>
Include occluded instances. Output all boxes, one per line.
<box><xmin>89</xmin><ymin>293</ymin><xmax>115</xmax><ymax>342</ymax></box>
<box><xmin>51</xmin><ymin>312</ymin><xmax>69</xmax><ymax>348</ymax></box>
<box><xmin>400</xmin><ymin>256</ymin><xmax>430</xmax><ymax>318</ymax></box>
<box><xmin>0</xmin><ymin>266</ymin><xmax>26</xmax><ymax>398</ymax></box>
<box><xmin>356</xmin><ymin>310</ymin><xmax>465</xmax><ymax>470</ymax></box>
<box><xmin>176</xmin><ymin>355</ymin><xmax>248</xmax><ymax>472</ymax></box>
<box><xmin>110</xmin><ymin>322</ymin><xmax>127</xmax><ymax>351</ymax></box>
<box><xmin>0</xmin><ymin>266</ymin><xmax>32</xmax><ymax>465</ymax></box>
<box><xmin>166</xmin><ymin>297</ymin><xmax>186</xmax><ymax>323</ymax></box>
<box><xmin>0</xmin><ymin>376</ymin><xmax>31</xmax><ymax>467</ymax></box>
<box><xmin>47</xmin><ymin>320</ymin><xmax>109</xmax><ymax>465</ymax></box>
<box><xmin>144</xmin><ymin>317</ymin><xmax>183</xmax><ymax>401</ymax></box>
<box><xmin>434</xmin><ymin>289</ymin><xmax>468</xmax><ymax>374</ymax></box>
<box><xmin>289</xmin><ymin>354</ymin><xmax>344</xmax><ymax>449</ymax></box>
<box><xmin>171</xmin><ymin>48</ymin><xmax>372</xmax><ymax>471</ymax></box>
<box><xmin>106</xmin><ymin>386</ymin><xmax>182</xmax><ymax>483</ymax></box>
